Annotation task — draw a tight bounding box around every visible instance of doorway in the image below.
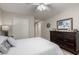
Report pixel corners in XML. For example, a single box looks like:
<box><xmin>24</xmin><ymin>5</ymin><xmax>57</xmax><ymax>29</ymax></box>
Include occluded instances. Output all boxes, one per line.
<box><xmin>34</xmin><ymin>21</ymin><xmax>42</xmax><ymax>37</ymax></box>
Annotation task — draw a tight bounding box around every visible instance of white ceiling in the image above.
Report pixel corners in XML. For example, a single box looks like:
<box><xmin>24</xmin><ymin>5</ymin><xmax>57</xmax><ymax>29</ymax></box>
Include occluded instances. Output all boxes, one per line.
<box><xmin>0</xmin><ymin>3</ymin><xmax>79</xmax><ymax>19</ymax></box>
<box><xmin>0</xmin><ymin>3</ymin><xmax>35</xmax><ymax>15</ymax></box>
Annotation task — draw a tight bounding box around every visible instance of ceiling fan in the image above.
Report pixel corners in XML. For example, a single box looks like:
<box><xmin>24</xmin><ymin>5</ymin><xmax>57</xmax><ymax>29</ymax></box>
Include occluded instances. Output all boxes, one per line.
<box><xmin>26</xmin><ymin>3</ymin><xmax>52</xmax><ymax>11</ymax></box>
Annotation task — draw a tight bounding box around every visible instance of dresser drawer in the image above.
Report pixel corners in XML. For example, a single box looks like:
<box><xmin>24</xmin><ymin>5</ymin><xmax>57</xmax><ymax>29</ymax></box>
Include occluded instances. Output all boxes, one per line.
<box><xmin>63</xmin><ymin>32</ymin><xmax>75</xmax><ymax>34</ymax></box>
<box><xmin>59</xmin><ymin>43</ymin><xmax>76</xmax><ymax>54</ymax></box>
<box><xmin>63</xmin><ymin>38</ymin><xmax>75</xmax><ymax>46</ymax></box>
<box><xmin>63</xmin><ymin>35</ymin><xmax>75</xmax><ymax>40</ymax></box>
<box><xmin>64</xmin><ymin>41</ymin><xmax>76</xmax><ymax>47</ymax></box>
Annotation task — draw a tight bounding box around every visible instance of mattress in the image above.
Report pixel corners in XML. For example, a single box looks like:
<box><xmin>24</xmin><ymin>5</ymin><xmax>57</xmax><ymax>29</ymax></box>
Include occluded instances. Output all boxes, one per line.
<box><xmin>6</xmin><ymin>37</ymin><xmax>63</xmax><ymax>55</ymax></box>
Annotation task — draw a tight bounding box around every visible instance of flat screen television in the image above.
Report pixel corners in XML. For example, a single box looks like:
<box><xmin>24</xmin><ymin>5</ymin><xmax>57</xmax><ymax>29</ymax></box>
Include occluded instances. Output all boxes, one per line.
<box><xmin>57</xmin><ymin>18</ymin><xmax>73</xmax><ymax>30</ymax></box>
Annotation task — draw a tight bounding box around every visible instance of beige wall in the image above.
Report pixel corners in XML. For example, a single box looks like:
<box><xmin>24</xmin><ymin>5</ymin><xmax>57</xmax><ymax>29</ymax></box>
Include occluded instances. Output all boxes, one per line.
<box><xmin>42</xmin><ymin>7</ymin><xmax>79</xmax><ymax>40</ymax></box>
<box><xmin>49</xmin><ymin>7</ymin><xmax>79</xmax><ymax>30</ymax></box>
<box><xmin>0</xmin><ymin>9</ymin><xmax>2</xmax><ymax>35</ymax></box>
<box><xmin>0</xmin><ymin>9</ymin><xmax>2</xmax><ymax>25</ymax></box>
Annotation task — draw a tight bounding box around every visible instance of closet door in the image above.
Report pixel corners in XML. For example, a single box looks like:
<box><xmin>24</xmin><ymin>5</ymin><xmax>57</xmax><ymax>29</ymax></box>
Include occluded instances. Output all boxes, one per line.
<box><xmin>12</xmin><ymin>17</ymin><xmax>29</xmax><ymax>39</ymax></box>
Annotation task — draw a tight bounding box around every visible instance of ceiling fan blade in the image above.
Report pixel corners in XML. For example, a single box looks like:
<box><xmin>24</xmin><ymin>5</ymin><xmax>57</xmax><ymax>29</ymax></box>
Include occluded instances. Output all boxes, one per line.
<box><xmin>46</xmin><ymin>3</ymin><xmax>53</xmax><ymax>8</ymax></box>
<box><xmin>31</xmin><ymin>3</ymin><xmax>40</xmax><ymax>5</ymax></box>
<box><xmin>25</xmin><ymin>3</ymin><xmax>40</xmax><ymax>6</ymax></box>
<box><xmin>44</xmin><ymin>3</ymin><xmax>52</xmax><ymax>5</ymax></box>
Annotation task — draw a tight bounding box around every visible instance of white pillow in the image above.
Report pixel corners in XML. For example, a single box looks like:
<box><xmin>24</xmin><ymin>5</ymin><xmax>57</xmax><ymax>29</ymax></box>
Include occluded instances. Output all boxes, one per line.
<box><xmin>0</xmin><ymin>36</ymin><xmax>11</xmax><ymax>54</ymax></box>
<box><xmin>0</xmin><ymin>40</ymin><xmax>11</xmax><ymax>54</ymax></box>
<box><xmin>0</xmin><ymin>36</ymin><xmax>8</xmax><ymax>42</ymax></box>
<box><xmin>7</xmin><ymin>37</ymin><xmax>16</xmax><ymax>47</ymax></box>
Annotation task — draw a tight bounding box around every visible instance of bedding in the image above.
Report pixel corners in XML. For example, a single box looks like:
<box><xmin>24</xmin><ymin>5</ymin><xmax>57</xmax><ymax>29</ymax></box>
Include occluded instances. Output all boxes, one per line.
<box><xmin>6</xmin><ymin>37</ymin><xmax>63</xmax><ymax>55</ymax></box>
<box><xmin>0</xmin><ymin>36</ymin><xmax>11</xmax><ymax>54</ymax></box>
<box><xmin>7</xmin><ymin>37</ymin><xmax>16</xmax><ymax>47</ymax></box>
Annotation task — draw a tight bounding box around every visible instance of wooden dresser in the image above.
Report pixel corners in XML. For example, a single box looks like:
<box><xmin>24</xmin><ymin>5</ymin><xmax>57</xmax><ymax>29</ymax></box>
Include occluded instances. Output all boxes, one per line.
<box><xmin>50</xmin><ymin>31</ymin><xmax>79</xmax><ymax>54</ymax></box>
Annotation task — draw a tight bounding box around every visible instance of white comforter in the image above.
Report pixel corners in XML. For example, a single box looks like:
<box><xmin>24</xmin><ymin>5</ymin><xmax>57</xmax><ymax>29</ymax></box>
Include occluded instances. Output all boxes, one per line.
<box><xmin>7</xmin><ymin>37</ymin><xmax>63</xmax><ymax>55</ymax></box>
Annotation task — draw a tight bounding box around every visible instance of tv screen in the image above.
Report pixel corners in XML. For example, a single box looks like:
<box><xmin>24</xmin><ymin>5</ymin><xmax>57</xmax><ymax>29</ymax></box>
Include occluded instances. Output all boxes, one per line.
<box><xmin>57</xmin><ymin>18</ymin><xmax>73</xmax><ymax>30</ymax></box>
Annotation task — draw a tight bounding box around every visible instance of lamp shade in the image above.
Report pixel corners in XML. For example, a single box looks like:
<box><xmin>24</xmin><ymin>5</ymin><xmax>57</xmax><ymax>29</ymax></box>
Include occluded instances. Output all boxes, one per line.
<box><xmin>2</xmin><ymin>25</ymin><xmax>9</xmax><ymax>31</ymax></box>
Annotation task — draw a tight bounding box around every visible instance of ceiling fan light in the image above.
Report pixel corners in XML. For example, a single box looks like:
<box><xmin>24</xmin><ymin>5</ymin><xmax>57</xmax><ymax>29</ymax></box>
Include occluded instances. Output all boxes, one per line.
<box><xmin>37</xmin><ymin>4</ymin><xmax>49</xmax><ymax>11</ymax></box>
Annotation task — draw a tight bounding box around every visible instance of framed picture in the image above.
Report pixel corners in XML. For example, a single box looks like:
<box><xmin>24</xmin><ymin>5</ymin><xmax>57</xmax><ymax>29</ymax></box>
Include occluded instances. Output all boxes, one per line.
<box><xmin>57</xmin><ymin>18</ymin><xmax>73</xmax><ymax>30</ymax></box>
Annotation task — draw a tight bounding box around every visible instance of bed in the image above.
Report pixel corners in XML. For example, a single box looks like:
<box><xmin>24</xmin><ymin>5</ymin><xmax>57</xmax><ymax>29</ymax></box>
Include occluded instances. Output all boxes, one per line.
<box><xmin>0</xmin><ymin>37</ymin><xmax>63</xmax><ymax>55</ymax></box>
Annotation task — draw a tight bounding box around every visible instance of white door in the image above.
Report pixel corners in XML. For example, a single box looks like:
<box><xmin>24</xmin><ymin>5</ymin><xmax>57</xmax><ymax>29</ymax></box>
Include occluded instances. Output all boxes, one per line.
<box><xmin>34</xmin><ymin>21</ymin><xmax>42</xmax><ymax>37</ymax></box>
<box><xmin>12</xmin><ymin>17</ymin><xmax>29</xmax><ymax>39</ymax></box>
